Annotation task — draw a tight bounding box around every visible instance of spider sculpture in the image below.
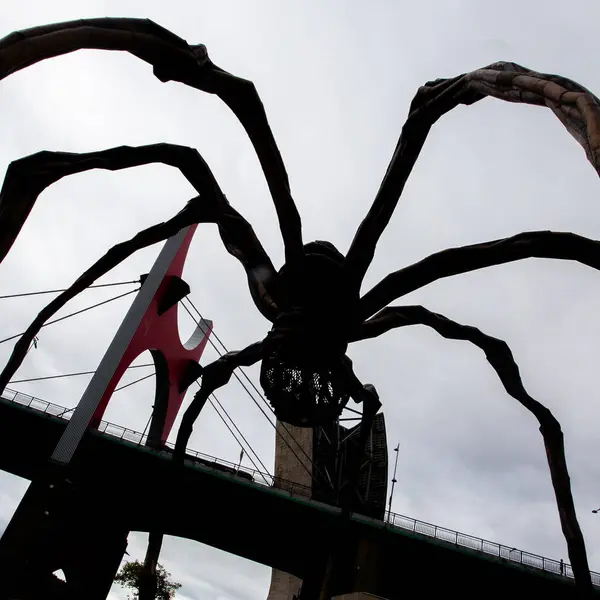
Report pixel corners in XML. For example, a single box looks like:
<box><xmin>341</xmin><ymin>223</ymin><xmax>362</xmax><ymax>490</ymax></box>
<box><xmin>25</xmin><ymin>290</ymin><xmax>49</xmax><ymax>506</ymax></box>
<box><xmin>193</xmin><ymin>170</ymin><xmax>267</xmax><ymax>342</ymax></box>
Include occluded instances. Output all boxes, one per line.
<box><xmin>1</xmin><ymin>18</ymin><xmax>600</xmax><ymax>593</ymax></box>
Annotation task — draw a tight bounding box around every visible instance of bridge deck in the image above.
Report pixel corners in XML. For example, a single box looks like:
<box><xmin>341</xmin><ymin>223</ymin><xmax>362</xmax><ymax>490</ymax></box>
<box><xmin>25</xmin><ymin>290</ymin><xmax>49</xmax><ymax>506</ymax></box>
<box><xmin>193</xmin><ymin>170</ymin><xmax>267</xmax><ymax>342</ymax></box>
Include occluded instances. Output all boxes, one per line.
<box><xmin>0</xmin><ymin>389</ymin><xmax>596</xmax><ymax>598</ymax></box>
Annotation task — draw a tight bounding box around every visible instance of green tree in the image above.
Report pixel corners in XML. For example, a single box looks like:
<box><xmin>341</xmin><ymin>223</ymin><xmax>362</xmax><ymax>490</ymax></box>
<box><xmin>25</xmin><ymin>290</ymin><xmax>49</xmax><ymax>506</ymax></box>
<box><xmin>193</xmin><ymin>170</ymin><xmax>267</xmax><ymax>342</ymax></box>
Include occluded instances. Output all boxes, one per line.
<box><xmin>114</xmin><ymin>560</ymin><xmax>182</xmax><ymax>600</ymax></box>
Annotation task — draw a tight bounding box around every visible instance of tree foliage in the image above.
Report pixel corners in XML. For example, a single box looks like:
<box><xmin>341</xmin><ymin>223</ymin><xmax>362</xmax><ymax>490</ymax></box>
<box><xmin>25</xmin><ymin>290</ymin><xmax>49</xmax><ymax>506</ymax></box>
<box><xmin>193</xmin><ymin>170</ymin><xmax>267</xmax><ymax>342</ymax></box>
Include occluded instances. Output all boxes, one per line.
<box><xmin>114</xmin><ymin>560</ymin><xmax>182</xmax><ymax>600</ymax></box>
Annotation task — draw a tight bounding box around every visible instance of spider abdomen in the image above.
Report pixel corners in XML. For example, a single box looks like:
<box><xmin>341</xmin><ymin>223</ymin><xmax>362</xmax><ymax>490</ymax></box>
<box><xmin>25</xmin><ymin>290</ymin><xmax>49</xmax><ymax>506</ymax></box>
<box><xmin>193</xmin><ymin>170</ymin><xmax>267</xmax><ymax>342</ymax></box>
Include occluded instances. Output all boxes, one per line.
<box><xmin>261</xmin><ymin>242</ymin><xmax>358</xmax><ymax>426</ymax></box>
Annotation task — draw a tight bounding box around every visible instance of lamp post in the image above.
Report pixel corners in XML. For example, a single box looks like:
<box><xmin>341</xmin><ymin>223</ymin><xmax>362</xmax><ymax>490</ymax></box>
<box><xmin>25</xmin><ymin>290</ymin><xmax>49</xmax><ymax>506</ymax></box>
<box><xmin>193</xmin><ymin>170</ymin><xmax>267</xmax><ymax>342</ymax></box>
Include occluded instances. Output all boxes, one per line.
<box><xmin>236</xmin><ymin>447</ymin><xmax>245</xmax><ymax>474</ymax></box>
<box><xmin>387</xmin><ymin>443</ymin><xmax>400</xmax><ymax>521</ymax></box>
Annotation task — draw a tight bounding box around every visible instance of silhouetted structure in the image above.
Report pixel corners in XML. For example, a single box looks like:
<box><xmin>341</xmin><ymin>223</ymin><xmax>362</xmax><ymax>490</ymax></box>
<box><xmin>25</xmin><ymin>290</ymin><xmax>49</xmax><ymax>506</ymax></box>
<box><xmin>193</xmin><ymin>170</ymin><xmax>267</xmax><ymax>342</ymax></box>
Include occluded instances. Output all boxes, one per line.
<box><xmin>0</xmin><ymin>227</ymin><xmax>212</xmax><ymax>598</ymax></box>
<box><xmin>0</xmin><ymin>394</ymin><xmax>596</xmax><ymax>599</ymax></box>
<box><xmin>268</xmin><ymin>415</ymin><xmax>388</xmax><ymax>600</ymax></box>
<box><xmin>1</xmin><ymin>17</ymin><xmax>600</xmax><ymax>595</ymax></box>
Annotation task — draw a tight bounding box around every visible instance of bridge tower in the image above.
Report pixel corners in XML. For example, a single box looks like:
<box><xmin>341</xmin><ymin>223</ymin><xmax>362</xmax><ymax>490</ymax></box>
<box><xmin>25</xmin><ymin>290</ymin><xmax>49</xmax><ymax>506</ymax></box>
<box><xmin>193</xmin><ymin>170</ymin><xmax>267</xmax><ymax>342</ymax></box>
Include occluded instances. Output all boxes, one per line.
<box><xmin>267</xmin><ymin>413</ymin><xmax>389</xmax><ymax>600</ymax></box>
<box><xmin>0</xmin><ymin>226</ymin><xmax>212</xmax><ymax>599</ymax></box>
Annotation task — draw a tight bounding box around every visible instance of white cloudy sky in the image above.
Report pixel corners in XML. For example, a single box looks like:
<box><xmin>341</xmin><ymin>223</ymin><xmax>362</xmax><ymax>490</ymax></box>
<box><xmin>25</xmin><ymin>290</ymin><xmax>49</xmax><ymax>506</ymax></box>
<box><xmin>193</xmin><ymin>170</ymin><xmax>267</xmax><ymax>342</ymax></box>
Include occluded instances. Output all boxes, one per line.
<box><xmin>2</xmin><ymin>1</ymin><xmax>600</xmax><ymax>598</ymax></box>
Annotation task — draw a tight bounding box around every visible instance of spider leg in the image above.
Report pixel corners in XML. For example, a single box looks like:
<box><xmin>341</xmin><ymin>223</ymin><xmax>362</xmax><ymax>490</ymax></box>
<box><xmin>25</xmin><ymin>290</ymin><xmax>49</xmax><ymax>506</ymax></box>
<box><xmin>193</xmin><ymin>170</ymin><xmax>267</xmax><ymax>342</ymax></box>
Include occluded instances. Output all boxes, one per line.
<box><xmin>0</xmin><ymin>18</ymin><xmax>303</xmax><ymax>268</ymax></box>
<box><xmin>351</xmin><ymin>305</ymin><xmax>592</xmax><ymax>592</ymax></box>
<box><xmin>152</xmin><ymin>338</ymin><xmax>261</xmax><ymax>600</ymax></box>
<box><xmin>337</xmin><ymin>357</ymin><xmax>382</xmax><ymax>509</ymax></box>
<box><xmin>174</xmin><ymin>340</ymin><xmax>264</xmax><ymax>460</ymax></box>
<box><xmin>340</xmin><ymin>356</ymin><xmax>381</xmax><ymax>450</ymax></box>
<box><xmin>359</xmin><ymin>230</ymin><xmax>600</xmax><ymax>319</ymax></box>
<box><xmin>0</xmin><ymin>145</ymin><xmax>279</xmax><ymax>395</ymax></box>
<box><xmin>343</xmin><ymin>62</ymin><xmax>600</xmax><ymax>294</ymax></box>
<box><xmin>139</xmin><ymin>531</ymin><xmax>164</xmax><ymax>600</ymax></box>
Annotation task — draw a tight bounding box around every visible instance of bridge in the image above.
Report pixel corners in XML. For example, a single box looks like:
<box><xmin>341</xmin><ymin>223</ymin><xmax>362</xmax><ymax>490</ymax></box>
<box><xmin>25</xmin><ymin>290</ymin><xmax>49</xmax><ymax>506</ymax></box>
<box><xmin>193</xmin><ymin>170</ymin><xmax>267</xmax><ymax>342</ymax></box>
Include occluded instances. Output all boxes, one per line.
<box><xmin>1</xmin><ymin>386</ymin><xmax>597</xmax><ymax>598</ymax></box>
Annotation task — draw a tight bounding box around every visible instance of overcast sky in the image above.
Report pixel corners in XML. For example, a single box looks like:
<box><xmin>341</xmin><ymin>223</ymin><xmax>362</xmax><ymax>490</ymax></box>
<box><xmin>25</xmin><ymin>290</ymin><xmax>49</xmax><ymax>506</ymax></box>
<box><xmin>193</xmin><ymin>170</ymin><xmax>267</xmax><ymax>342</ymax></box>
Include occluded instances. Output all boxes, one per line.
<box><xmin>2</xmin><ymin>1</ymin><xmax>600</xmax><ymax>598</ymax></box>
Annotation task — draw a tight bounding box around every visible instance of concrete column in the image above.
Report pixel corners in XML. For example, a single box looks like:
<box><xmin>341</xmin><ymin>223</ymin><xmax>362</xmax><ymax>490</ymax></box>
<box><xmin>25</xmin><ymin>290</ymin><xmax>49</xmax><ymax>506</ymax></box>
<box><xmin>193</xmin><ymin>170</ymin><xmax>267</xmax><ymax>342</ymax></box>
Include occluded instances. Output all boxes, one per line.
<box><xmin>0</xmin><ymin>473</ymin><xmax>128</xmax><ymax>599</ymax></box>
<box><xmin>266</xmin><ymin>421</ymin><xmax>313</xmax><ymax>600</ymax></box>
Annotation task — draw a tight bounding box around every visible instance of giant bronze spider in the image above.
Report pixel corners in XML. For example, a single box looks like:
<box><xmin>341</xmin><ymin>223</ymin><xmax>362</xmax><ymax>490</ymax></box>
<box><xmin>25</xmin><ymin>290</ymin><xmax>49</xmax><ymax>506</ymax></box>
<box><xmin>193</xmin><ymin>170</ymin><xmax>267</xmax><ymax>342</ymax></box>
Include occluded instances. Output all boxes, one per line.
<box><xmin>1</xmin><ymin>18</ymin><xmax>600</xmax><ymax>593</ymax></box>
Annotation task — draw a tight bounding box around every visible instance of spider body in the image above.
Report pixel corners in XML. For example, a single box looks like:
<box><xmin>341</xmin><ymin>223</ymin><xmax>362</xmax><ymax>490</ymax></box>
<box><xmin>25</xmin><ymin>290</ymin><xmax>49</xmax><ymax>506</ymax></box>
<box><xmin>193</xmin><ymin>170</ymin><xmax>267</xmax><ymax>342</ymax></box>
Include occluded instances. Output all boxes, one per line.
<box><xmin>262</xmin><ymin>241</ymin><xmax>359</xmax><ymax>427</ymax></box>
<box><xmin>1</xmin><ymin>18</ymin><xmax>600</xmax><ymax>591</ymax></box>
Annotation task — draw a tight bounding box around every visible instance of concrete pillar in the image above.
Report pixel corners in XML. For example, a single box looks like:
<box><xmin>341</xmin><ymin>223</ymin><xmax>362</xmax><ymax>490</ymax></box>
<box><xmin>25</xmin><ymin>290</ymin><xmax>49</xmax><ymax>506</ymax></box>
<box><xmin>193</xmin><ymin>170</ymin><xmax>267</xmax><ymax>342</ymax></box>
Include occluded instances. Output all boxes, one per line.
<box><xmin>0</xmin><ymin>473</ymin><xmax>128</xmax><ymax>599</ymax></box>
<box><xmin>266</xmin><ymin>421</ymin><xmax>313</xmax><ymax>600</ymax></box>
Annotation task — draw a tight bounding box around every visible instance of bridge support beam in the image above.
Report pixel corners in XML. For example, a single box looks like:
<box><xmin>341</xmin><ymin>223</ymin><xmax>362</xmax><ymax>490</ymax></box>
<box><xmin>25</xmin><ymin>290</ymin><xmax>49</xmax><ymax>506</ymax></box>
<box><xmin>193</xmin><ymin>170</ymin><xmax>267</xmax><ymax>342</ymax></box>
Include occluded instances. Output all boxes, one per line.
<box><xmin>0</xmin><ymin>466</ymin><xmax>128</xmax><ymax>599</ymax></box>
<box><xmin>293</xmin><ymin>528</ymin><xmax>388</xmax><ymax>600</ymax></box>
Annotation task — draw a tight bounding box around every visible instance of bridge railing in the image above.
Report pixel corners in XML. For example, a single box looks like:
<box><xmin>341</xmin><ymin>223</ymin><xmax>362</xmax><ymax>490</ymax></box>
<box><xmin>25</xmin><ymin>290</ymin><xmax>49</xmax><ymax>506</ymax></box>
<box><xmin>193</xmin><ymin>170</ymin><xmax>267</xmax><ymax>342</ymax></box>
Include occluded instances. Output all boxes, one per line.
<box><xmin>3</xmin><ymin>388</ymin><xmax>77</xmax><ymax>419</ymax></box>
<box><xmin>385</xmin><ymin>512</ymin><xmax>600</xmax><ymax>586</ymax></box>
<box><xmin>161</xmin><ymin>441</ymin><xmax>277</xmax><ymax>488</ymax></box>
<box><xmin>1</xmin><ymin>387</ymin><xmax>311</xmax><ymax>493</ymax></box>
<box><xmin>3</xmin><ymin>386</ymin><xmax>599</xmax><ymax>586</ymax></box>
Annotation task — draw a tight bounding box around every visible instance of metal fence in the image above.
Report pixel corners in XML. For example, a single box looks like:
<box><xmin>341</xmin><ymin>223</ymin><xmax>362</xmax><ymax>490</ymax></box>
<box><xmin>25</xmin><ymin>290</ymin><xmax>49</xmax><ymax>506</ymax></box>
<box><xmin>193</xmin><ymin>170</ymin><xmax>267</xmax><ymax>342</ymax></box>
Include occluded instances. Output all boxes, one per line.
<box><xmin>385</xmin><ymin>512</ymin><xmax>600</xmax><ymax>586</ymax></box>
<box><xmin>3</xmin><ymin>387</ymin><xmax>77</xmax><ymax>419</ymax></box>
<box><xmin>1</xmin><ymin>387</ymin><xmax>306</xmax><ymax>491</ymax></box>
<box><xmin>3</xmin><ymin>386</ymin><xmax>599</xmax><ymax>586</ymax></box>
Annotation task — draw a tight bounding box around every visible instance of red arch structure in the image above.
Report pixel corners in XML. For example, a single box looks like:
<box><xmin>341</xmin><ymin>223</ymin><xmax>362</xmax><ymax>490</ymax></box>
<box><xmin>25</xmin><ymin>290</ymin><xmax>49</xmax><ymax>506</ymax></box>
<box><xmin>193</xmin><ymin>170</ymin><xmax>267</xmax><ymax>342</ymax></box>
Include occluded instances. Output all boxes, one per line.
<box><xmin>0</xmin><ymin>225</ymin><xmax>214</xmax><ymax>598</ymax></box>
<box><xmin>90</xmin><ymin>224</ymin><xmax>212</xmax><ymax>446</ymax></box>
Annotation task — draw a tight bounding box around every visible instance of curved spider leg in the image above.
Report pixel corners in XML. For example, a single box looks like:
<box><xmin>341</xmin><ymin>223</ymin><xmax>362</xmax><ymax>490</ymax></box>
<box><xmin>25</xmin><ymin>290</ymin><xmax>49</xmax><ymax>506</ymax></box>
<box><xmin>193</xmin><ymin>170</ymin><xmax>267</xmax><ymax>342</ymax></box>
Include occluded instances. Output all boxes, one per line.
<box><xmin>174</xmin><ymin>340</ymin><xmax>264</xmax><ymax>461</ymax></box>
<box><xmin>344</xmin><ymin>62</ymin><xmax>600</xmax><ymax>294</ymax></box>
<box><xmin>0</xmin><ymin>144</ymin><xmax>279</xmax><ymax>318</ymax></box>
<box><xmin>0</xmin><ymin>18</ymin><xmax>303</xmax><ymax>268</ymax></box>
<box><xmin>359</xmin><ymin>230</ymin><xmax>600</xmax><ymax>319</ymax></box>
<box><xmin>155</xmin><ymin>340</ymin><xmax>262</xmax><ymax>600</ymax></box>
<box><xmin>351</xmin><ymin>305</ymin><xmax>592</xmax><ymax>593</ymax></box>
<box><xmin>139</xmin><ymin>531</ymin><xmax>164</xmax><ymax>600</ymax></box>
<box><xmin>0</xmin><ymin>144</ymin><xmax>279</xmax><ymax>395</ymax></box>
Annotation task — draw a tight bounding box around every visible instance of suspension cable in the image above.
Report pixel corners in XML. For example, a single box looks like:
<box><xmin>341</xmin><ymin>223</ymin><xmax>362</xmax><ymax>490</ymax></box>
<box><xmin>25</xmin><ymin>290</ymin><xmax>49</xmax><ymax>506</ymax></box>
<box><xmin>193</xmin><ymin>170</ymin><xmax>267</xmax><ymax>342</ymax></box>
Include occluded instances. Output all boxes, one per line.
<box><xmin>11</xmin><ymin>359</ymin><xmax>265</xmax><ymax>477</ymax></box>
<box><xmin>206</xmin><ymin>387</ymin><xmax>271</xmax><ymax>476</ymax></box>
<box><xmin>0</xmin><ymin>279</ymin><xmax>140</xmax><ymax>300</ymax></box>
<box><xmin>0</xmin><ymin>288</ymin><xmax>139</xmax><ymax>345</ymax></box>
<box><xmin>180</xmin><ymin>301</ymin><xmax>271</xmax><ymax>419</ymax></box>
<box><xmin>185</xmin><ymin>297</ymin><xmax>274</xmax><ymax>412</ymax></box>
<box><xmin>181</xmin><ymin>301</ymin><xmax>283</xmax><ymax>476</ymax></box>
<box><xmin>181</xmin><ymin>298</ymin><xmax>319</xmax><ymax>483</ymax></box>
<box><xmin>114</xmin><ymin>372</ymin><xmax>155</xmax><ymax>392</ymax></box>
<box><xmin>102</xmin><ymin>372</ymin><xmax>264</xmax><ymax>477</ymax></box>
<box><xmin>2</xmin><ymin>281</ymin><xmax>314</xmax><ymax>482</ymax></box>
<box><xmin>9</xmin><ymin>363</ymin><xmax>154</xmax><ymax>385</ymax></box>
<box><xmin>1</xmin><ymin>283</ymin><xmax>270</xmax><ymax>477</ymax></box>
<box><xmin>206</xmin><ymin>392</ymin><xmax>268</xmax><ymax>480</ymax></box>
<box><xmin>92</xmin><ymin>357</ymin><xmax>268</xmax><ymax>477</ymax></box>
<box><xmin>183</xmin><ymin>297</ymin><xmax>320</xmax><ymax>475</ymax></box>
<box><xmin>9</xmin><ymin>366</ymin><xmax>261</xmax><ymax>474</ymax></box>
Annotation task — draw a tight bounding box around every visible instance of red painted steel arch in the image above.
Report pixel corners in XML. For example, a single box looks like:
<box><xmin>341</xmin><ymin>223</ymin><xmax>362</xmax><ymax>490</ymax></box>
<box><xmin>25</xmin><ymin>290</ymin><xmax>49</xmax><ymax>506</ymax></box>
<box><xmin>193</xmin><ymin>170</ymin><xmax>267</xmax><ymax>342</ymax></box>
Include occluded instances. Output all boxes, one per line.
<box><xmin>90</xmin><ymin>224</ymin><xmax>212</xmax><ymax>444</ymax></box>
